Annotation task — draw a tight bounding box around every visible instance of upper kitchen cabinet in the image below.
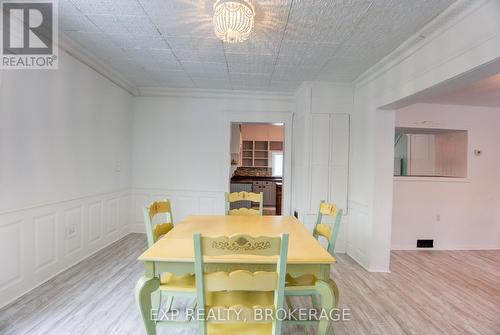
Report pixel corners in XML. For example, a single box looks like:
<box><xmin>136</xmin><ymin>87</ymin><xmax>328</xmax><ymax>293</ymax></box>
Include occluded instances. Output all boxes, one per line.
<box><xmin>239</xmin><ymin>124</ymin><xmax>284</xmax><ymax>168</ymax></box>
<box><xmin>268</xmin><ymin>125</ymin><xmax>284</xmax><ymax>142</ymax></box>
<box><xmin>241</xmin><ymin>124</ymin><xmax>284</xmax><ymax>142</ymax></box>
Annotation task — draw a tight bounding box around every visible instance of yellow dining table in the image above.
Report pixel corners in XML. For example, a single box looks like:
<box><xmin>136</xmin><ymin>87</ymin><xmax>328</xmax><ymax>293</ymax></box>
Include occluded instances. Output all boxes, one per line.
<box><xmin>136</xmin><ymin>215</ymin><xmax>337</xmax><ymax>335</ymax></box>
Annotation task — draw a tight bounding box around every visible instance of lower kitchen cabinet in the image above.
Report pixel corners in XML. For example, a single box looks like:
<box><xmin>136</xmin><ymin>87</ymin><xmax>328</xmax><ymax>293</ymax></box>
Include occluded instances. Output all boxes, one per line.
<box><xmin>253</xmin><ymin>181</ymin><xmax>276</xmax><ymax>206</ymax></box>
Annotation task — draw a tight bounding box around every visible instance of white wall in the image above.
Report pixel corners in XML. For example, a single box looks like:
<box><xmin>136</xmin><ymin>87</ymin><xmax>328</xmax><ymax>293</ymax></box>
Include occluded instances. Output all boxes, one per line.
<box><xmin>392</xmin><ymin>103</ymin><xmax>500</xmax><ymax>250</ymax></box>
<box><xmin>131</xmin><ymin>93</ymin><xmax>294</xmax><ymax>232</ymax></box>
<box><xmin>350</xmin><ymin>0</ymin><xmax>500</xmax><ymax>271</ymax></box>
<box><xmin>0</xmin><ymin>50</ymin><xmax>133</xmax><ymax>308</ymax></box>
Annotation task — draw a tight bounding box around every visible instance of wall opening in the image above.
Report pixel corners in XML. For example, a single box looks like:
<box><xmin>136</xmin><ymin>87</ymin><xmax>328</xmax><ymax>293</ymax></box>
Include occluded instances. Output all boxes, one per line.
<box><xmin>229</xmin><ymin>123</ymin><xmax>284</xmax><ymax>215</ymax></box>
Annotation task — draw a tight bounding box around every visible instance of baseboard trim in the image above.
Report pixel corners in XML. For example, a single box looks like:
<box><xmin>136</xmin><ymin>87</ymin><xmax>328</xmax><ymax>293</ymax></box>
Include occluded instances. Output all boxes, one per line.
<box><xmin>368</xmin><ymin>268</ymin><xmax>391</xmax><ymax>273</ymax></box>
<box><xmin>391</xmin><ymin>246</ymin><xmax>500</xmax><ymax>251</ymax></box>
<box><xmin>130</xmin><ymin>223</ymin><xmax>145</xmax><ymax>234</ymax></box>
<box><xmin>346</xmin><ymin>250</ymin><xmax>370</xmax><ymax>272</ymax></box>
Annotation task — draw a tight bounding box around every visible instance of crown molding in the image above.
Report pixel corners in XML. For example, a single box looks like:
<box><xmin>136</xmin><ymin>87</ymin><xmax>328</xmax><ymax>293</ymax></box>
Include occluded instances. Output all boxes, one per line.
<box><xmin>58</xmin><ymin>33</ymin><xmax>139</xmax><ymax>96</ymax></box>
<box><xmin>353</xmin><ymin>0</ymin><xmax>491</xmax><ymax>90</ymax></box>
<box><xmin>136</xmin><ymin>86</ymin><xmax>295</xmax><ymax>102</ymax></box>
<box><xmin>57</xmin><ymin>34</ymin><xmax>294</xmax><ymax>101</ymax></box>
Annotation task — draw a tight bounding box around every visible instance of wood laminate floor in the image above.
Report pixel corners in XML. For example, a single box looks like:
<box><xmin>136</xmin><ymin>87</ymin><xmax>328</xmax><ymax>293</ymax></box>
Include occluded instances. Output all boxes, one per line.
<box><xmin>0</xmin><ymin>234</ymin><xmax>499</xmax><ymax>335</ymax></box>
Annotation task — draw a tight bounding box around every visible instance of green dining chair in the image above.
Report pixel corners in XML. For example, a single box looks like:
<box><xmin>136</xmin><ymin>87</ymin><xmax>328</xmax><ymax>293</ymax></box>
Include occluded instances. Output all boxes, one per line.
<box><xmin>143</xmin><ymin>200</ymin><xmax>196</xmax><ymax>313</ymax></box>
<box><xmin>193</xmin><ymin>233</ymin><xmax>289</xmax><ymax>335</ymax></box>
<box><xmin>285</xmin><ymin>201</ymin><xmax>342</xmax><ymax>309</ymax></box>
<box><xmin>225</xmin><ymin>191</ymin><xmax>264</xmax><ymax>216</ymax></box>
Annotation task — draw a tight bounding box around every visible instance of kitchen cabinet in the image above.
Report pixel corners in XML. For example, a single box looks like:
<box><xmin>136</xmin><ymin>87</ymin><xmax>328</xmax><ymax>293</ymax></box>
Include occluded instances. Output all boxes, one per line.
<box><xmin>253</xmin><ymin>180</ymin><xmax>276</xmax><ymax>206</ymax></box>
<box><xmin>240</xmin><ymin>140</ymin><xmax>283</xmax><ymax>168</ymax></box>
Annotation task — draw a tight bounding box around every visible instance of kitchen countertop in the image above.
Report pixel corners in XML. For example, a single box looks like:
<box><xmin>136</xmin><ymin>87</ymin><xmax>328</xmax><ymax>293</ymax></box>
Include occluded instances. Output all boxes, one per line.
<box><xmin>231</xmin><ymin>175</ymin><xmax>283</xmax><ymax>183</ymax></box>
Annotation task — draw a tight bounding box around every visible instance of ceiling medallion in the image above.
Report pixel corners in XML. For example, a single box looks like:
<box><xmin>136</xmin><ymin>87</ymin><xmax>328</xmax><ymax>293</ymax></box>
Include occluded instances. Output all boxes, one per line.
<box><xmin>213</xmin><ymin>0</ymin><xmax>255</xmax><ymax>43</ymax></box>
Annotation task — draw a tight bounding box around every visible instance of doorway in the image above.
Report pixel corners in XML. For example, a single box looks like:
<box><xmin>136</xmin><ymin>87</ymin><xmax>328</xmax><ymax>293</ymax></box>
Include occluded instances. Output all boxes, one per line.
<box><xmin>229</xmin><ymin>123</ymin><xmax>284</xmax><ymax>215</ymax></box>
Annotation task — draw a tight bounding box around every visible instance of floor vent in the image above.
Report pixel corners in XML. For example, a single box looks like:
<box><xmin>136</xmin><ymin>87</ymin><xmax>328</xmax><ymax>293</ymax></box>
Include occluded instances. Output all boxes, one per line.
<box><xmin>416</xmin><ymin>239</ymin><xmax>434</xmax><ymax>248</ymax></box>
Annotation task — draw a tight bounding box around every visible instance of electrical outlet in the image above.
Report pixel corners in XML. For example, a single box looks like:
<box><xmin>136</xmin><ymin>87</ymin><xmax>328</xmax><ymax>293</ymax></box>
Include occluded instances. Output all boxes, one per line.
<box><xmin>436</xmin><ymin>214</ymin><xmax>441</xmax><ymax>221</ymax></box>
<box><xmin>66</xmin><ymin>223</ymin><xmax>77</xmax><ymax>239</ymax></box>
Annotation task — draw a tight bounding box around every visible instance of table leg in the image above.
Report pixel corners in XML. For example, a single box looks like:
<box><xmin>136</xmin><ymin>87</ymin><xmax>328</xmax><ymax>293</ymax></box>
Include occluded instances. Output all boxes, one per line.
<box><xmin>315</xmin><ymin>279</ymin><xmax>334</xmax><ymax>335</ymax></box>
<box><xmin>135</xmin><ymin>276</ymin><xmax>160</xmax><ymax>335</ymax></box>
<box><xmin>329</xmin><ymin>278</ymin><xmax>339</xmax><ymax>308</ymax></box>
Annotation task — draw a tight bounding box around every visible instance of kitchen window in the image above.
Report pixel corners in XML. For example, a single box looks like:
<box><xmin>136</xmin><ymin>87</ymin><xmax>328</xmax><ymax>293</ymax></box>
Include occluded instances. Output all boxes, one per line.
<box><xmin>271</xmin><ymin>152</ymin><xmax>283</xmax><ymax>177</ymax></box>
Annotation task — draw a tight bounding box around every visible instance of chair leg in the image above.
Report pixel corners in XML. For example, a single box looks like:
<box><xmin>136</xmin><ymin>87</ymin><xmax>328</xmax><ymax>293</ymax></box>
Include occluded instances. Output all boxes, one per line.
<box><xmin>164</xmin><ymin>295</ymin><xmax>174</xmax><ymax>313</ymax></box>
<box><xmin>315</xmin><ymin>280</ymin><xmax>334</xmax><ymax>335</ymax></box>
<box><xmin>152</xmin><ymin>289</ymin><xmax>162</xmax><ymax>311</ymax></box>
<box><xmin>135</xmin><ymin>276</ymin><xmax>160</xmax><ymax>335</ymax></box>
<box><xmin>187</xmin><ymin>299</ymin><xmax>197</xmax><ymax>321</ymax></box>
<box><xmin>285</xmin><ymin>296</ymin><xmax>294</xmax><ymax>309</ymax></box>
<box><xmin>329</xmin><ymin>278</ymin><xmax>340</xmax><ymax>308</ymax></box>
<box><xmin>311</xmin><ymin>294</ymin><xmax>320</xmax><ymax>310</ymax></box>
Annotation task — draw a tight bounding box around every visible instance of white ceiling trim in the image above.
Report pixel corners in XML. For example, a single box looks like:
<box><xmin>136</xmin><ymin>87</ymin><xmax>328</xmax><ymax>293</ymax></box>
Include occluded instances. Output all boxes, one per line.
<box><xmin>136</xmin><ymin>86</ymin><xmax>295</xmax><ymax>101</ymax></box>
<box><xmin>58</xmin><ymin>32</ymin><xmax>139</xmax><ymax>95</ymax></box>
<box><xmin>59</xmin><ymin>33</ymin><xmax>294</xmax><ymax>100</ymax></box>
<box><xmin>354</xmin><ymin>0</ymin><xmax>489</xmax><ymax>89</ymax></box>
<box><xmin>58</xmin><ymin>36</ymin><xmax>294</xmax><ymax>101</ymax></box>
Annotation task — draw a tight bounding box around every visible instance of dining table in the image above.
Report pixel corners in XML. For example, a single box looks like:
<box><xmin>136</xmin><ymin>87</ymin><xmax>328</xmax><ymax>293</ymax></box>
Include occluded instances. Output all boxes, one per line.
<box><xmin>136</xmin><ymin>215</ymin><xmax>337</xmax><ymax>335</ymax></box>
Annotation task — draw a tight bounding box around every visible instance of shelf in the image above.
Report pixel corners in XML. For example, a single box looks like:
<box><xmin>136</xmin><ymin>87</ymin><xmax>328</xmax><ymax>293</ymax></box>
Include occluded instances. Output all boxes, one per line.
<box><xmin>239</xmin><ymin>140</ymin><xmax>283</xmax><ymax>168</ymax></box>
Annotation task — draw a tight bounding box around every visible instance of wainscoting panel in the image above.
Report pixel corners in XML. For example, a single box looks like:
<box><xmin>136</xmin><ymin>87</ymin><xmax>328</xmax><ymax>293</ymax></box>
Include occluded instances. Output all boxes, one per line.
<box><xmin>131</xmin><ymin>188</ymin><xmax>225</xmax><ymax>233</ymax></box>
<box><xmin>199</xmin><ymin>196</ymin><xmax>217</xmax><ymax>215</ymax></box>
<box><xmin>34</xmin><ymin>213</ymin><xmax>58</xmax><ymax>272</ymax></box>
<box><xmin>134</xmin><ymin>193</ymin><xmax>150</xmax><ymax>223</ymax></box>
<box><xmin>346</xmin><ymin>200</ymin><xmax>370</xmax><ymax>269</ymax></box>
<box><xmin>88</xmin><ymin>201</ymin><xmax>102</xmax><ymax>244</ymax></box>
<box><xmin>0</xmin><ymin>220</ymin><xmax>23</xmax><ymax>289</ymax></box>
<box><xmin>64</xmin><ymin>206</ymin><xmax>83</xmax><ymax>257</ymax></box>
<box><xmin>105</xmin><ymin>197</ymin><xmax>120</xmax><ymax>234</ymax></box>
<box><xmin>0</xmin><ymin>190</ymin><xmax>131</xmax><ymax>309</ymax></box>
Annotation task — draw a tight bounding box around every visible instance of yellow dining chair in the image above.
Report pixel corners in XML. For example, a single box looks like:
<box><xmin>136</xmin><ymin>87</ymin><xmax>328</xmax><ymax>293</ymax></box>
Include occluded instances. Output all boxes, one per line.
<box><xmin>285</xmin><ymin>201</ymin><xmax>342</xmax><ymax>309</ymax></box>
<box><xmin>193</xmin><ymin>233</ymin><xmax>289</xmax><ymax>335</ymax></box>
<box><xmin>313</xmin><ymin>201</ymin><xmax>343</xmax><ymax>256</ymax></box>
<box><xmin>144</xmin><ymin>200</ymin><xmax>174</xmax><ymax>247</ymax></box>
<box><xmin>143</xmin><ymin>200</ymin><xmax>196</xmax><ymax>312</ymax></box>
<box><xmin>225</xmin><ymin>191</ymin><xmax>264</xmax><ymax>216</ymax></box>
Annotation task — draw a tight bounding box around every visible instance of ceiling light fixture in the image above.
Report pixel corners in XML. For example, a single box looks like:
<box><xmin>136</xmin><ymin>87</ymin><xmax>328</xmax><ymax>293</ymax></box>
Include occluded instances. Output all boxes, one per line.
<box><xmin>213</xmin><ymin>0</ymin><xmax>255</xmax><ymax>44</ymax></box>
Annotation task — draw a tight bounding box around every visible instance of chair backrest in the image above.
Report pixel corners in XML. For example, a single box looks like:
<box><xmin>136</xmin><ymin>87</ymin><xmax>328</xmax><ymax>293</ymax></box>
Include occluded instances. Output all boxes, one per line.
<box><xmin>313</xmin><ymin>201</ymin><xmax>343</xmax><ymax>255</ymax></box>
<box><xmin>193</xmin><ymin>233</ymin><xmax>288</xmax><ymax>333</ymax></box>
<box><xmin>225</xmin><ymin>191</ymin><xmax>264</xmax><ymax>216</ymax></box>
<box><xmin>143</xmin><ymin>200</ymin><xmax>174</xmax><ymax>247</ymax></box>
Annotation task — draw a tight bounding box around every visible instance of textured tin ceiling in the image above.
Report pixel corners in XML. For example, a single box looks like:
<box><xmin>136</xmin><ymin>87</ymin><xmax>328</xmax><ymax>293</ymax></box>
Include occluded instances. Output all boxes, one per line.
<box><xmin>60</xmin><ymin>0</ymin><xmax>456</xmax><ymax>92</ymax></box>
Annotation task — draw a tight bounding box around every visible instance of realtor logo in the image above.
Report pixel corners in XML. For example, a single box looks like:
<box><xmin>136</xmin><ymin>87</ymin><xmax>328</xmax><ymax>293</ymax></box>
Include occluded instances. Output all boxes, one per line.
<box><xmin>1</xmin><ymin>0</ymin><xmax>58</xmax><ymax>69</ymax></box>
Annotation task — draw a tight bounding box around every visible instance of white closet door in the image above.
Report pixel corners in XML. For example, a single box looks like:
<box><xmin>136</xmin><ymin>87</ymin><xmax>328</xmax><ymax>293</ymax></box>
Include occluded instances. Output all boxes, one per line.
<box><xmin>309</xmin><ymin>114</ymin><xmax>330</xmax><ymax>211</ymax></box>
<box><xmin>329</xmin><ymin>114</ymin><xmax>349</xmax><ymax>213</ymax></box>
